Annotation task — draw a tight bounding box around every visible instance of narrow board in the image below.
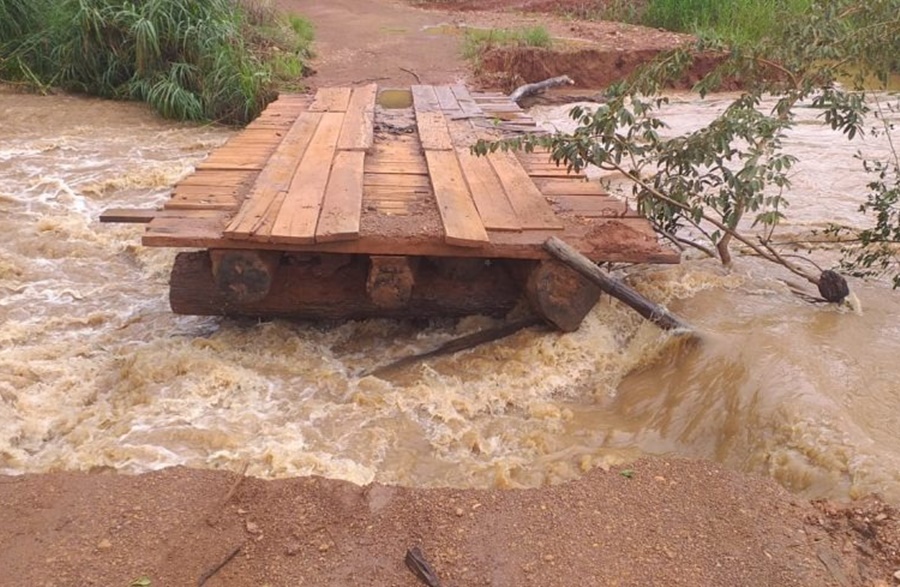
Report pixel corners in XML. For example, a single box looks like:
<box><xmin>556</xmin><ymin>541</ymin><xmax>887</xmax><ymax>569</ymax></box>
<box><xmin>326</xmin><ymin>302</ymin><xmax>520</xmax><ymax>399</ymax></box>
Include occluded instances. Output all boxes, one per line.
<box><xmin>411</xmin><ymin>85</ymin><xmax>440</xmax><ymax>112</ymax></box>
<box><xmin>450</xmin><ymin>84</ymin><xmax>484</xmax><ymax>117</ymax></box>
<box><xmin>434</xmin><ymin>85</ymin><xmax>461</xmax><ymax>113</ymax></box>
<box><xmin>455</xmin><ymin>148</ymin><xmax>521</xmax><ymax>232</ymax></box>
<box><xmin>338</xmin><ymin>84</ymin><xmax>378</xmax><ymax>151</ymax></box>
<box><xmin>316</xmin><ymin>150</ymin><xmax>366</xmax><ymax>242</ymax></box>
<box><xmin>488</xmin><ymin>150</ymin><xmax>564</xmax><ymax>230</ymax></box>
<box><xmin>224</xmin><ymin>111</ymin><xmax>323</xmax><ymax>239</ymax></box>
<box><xmin>424</xmin><ymin>150</ymin><xmax>489</xmax><ymax>247</ymax></box>
<box><xmin>309</xmin><ymin>87</ymin><xmax>353</xmax><ymax>112</ymax></box>
<box><xmin>269</xmin><ymin>111</ymin><xmax>345</xmax><ymax>244</ymax></box>
<box><xmin>416</xmin><ymin>112</ymin><xmax>453</xmax><ymax>150</ymax></box>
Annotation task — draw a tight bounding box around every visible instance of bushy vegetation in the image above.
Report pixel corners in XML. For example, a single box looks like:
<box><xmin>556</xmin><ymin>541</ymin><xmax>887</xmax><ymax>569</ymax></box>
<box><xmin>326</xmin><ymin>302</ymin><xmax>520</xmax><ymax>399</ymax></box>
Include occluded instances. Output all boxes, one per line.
<box><xmin>0</xmin><ymin>0</ymin><xmax>314</xmax><ymax>124</ymax></box>
<box><xmin>477</xmin><ymin>0</ymin><xmax>900</xmax><ymax>291</ymax></box>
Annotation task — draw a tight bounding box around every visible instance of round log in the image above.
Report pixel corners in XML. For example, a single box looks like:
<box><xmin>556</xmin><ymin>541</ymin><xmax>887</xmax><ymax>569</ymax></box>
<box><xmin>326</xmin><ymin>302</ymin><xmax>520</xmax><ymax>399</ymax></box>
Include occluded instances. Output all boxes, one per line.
<box><xmin>170</xmin><ymin>251</ymin><xmax>523</xmax><ymax>320</ymax></box>
<box><xmin>366</xmin><ymin>256</ymin><xmax>417</xmax><ymax>309</ymax></box>
<box><xmin>208</xmin><ymin>249</ymin><xmax>282</xmax><ymax>304</ymax></box>
<box><xmin>526</xmin><ymin>258</ymin><xmax>602</xmax><ymax>332</ymax></box>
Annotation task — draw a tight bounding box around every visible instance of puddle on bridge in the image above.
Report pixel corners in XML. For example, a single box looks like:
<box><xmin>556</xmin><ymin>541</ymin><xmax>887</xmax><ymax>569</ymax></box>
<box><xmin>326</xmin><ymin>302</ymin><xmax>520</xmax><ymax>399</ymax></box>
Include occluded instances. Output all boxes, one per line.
<box><xmin>377</xmin><ymin>88</ymin><xmax>413</xmax><ymax>108</ymax></box>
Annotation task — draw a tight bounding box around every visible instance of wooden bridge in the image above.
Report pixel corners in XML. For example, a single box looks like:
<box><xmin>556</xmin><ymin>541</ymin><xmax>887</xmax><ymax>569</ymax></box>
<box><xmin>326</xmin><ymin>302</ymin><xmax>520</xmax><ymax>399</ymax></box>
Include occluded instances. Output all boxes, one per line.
<box><xmin>105</xmin><ymin>84</ymin><xmax>678</xmax><ymax>329</ymax></box>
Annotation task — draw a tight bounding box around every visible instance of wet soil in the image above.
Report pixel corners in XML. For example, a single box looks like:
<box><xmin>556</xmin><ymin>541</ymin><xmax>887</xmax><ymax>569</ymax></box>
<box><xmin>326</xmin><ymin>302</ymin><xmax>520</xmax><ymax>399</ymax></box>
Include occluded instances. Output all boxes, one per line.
<box><xmin>3</xmin><ymin>0</ymin><xmax>900</xmax><ymax>585</ymax></box>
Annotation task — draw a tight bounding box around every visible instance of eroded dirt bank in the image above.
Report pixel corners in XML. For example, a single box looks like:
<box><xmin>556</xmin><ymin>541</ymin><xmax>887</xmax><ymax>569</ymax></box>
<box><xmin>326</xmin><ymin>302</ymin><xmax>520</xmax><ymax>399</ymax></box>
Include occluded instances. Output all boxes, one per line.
<box><xmin>3</xmin><ymin>459</ymin><xmax>898</xmax><ymax>586</ymax></box>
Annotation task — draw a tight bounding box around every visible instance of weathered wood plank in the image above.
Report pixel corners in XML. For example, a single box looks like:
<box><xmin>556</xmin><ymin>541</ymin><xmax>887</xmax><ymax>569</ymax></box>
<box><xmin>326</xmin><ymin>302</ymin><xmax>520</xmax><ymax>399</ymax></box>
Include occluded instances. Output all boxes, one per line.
<box><xmin>455</xmin><ymin>148</ymin><xmax>521</xmax><ymax>232</ymax></box>
<box><xmin>338</xmin><ymin>84</ymin><xmax>378</xmax><ymax>151</ymax></box>
<box><xmin>450</xmin><ymin>84</ymin><xmax>484</xmax><ymax>117</ymax></box>
<box><xmin>411</xmin><ymin>85</ymin><xmax>440</xmax><ymax>112</ymax></box>
<box><xmin>309</xmin><ymin>87</ymin><xmax>353</xmax><ymax>112</ymax></box>
<box><xmin>99</xmin><ymin>208</ymin><xmax>158</xmax><ymax>223</ymax></box>
<box><xmin>316</xmin><ymin>150</ymin><xmax>366</xmax><ymax>243</ymax></box>
<box><xmin>434</xmin><ymin>85</ymin><xmax>461</xmax><ymax>113</ymax></box>
<box><xmin>488</xmin><ymin>150</ymin><xmax>564</xmax><ymax>230</ymax></box>
<box><xmin>224</xmin><ymin>111</ymin><xmax>323</xmax><ymax>239</ymax></box>
<box><xmin>269</xmin><ymin>111</ymin><xmax>345</xmax><ymax>244</ymax></box>
<box><xmin>416</xmin><ymin>111</ymin><xmax>453</xmax><ymax>151</ymax></box>
<box><xmin>534</xmin><ymin>178</ymin><xmax>609</xmax><ymax>196</ymax></box>
<box><xmin>364</xmin><ymin>173</ymin><xmax>431</xmax><ymax>187</ymax></box>
<box><xmin>424</xmin><ymin>150</ymin><xmax>489</xmax><ymax>247</ymax></box>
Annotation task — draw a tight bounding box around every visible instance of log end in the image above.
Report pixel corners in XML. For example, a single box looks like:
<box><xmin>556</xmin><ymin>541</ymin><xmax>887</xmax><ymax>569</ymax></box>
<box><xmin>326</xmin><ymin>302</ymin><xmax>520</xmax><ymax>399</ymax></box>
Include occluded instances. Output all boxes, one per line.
<box><xmin>526</xmin><ymin>259</ymin><xmax>601</xmax><ymax>332</ymax></box>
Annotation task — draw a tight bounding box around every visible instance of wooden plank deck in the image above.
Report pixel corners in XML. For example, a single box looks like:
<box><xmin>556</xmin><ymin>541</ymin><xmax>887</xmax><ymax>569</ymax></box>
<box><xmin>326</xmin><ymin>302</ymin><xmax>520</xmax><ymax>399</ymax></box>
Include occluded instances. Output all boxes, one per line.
<box><xmin>140</xmin><ymin>85</ymin><xmax>678</xmax><ymax>264</ymax></box>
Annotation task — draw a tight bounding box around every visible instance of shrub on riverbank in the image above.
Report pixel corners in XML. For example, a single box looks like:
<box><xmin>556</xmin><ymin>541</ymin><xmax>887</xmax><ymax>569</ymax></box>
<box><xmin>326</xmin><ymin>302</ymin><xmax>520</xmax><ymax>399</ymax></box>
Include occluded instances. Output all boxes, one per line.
<box><xmin>0</xmin><ymin>0</ymin><xmax>313</xmax><ymax>124</ymax></box>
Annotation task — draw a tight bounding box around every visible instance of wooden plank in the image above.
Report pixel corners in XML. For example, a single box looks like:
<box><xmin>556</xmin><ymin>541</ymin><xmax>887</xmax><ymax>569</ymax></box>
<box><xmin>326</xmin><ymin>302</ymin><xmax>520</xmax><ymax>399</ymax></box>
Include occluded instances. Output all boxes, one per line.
<box><xmin>269</xmin><ymin>111</ymin><xmax>345</xmax><ymax>244</ymax></box>
<box><xmin>316</xmin><ymin>150</ymin><xmax>365</xmax><ymax>243</ymax></box>
<box><xmin>424</xmin><ymin>150</ymin><xmax>489</xmax><ymax>247</ymax></box>
<box><xmin>411</xmin><ymin>85</ymin><xmax>440</xmax><ymax>112</ymax></box>
<box><xmin>450</xmin><ymin>84</ymin><xmax>484</xmax><ymax>117</ymax></box>
<box><xmin>534</xmin><ymin>178</ymin><xmax>609</xmax><ymax>196</ymax></box>
<box><xmin>549</xmin><ymin>195</ymin><xmax>628</xmax><ymax>217</ymax></box>
<box><xmin>224</xmin><ymin>111</ymin><xmax>323</xmax><ymax>239</ymax></box>
<box><xmin>416</xmin><ymin>112</ymin><xmax>452</xmax><ymax>151</ymax></box>
<box><xmin>364</xmin><ymin>173</ymin><xmax>431</xmax><ymax>188</ymax></box>
<box><xmin>178</xmin><ymin>171</ymin><xmax>256</xmax><ymax>188</ymax></box>
<box><xmin>309</xmin><ymin>87</ymin><xmax>353</xmax><ymax>112</ymax></box>
<box><xmin>434</xmin><ymin>85</ymin><xmax>461</xmax><ymax>113</ymax></box>
<box><xmin>338</xmin><ymin>84</ymin><xmax>378</xmax><ymax>151</ymax></box>
<box><xmin>488</xmin><ymin>150</ymin><xmax>564</xmax><ymax>230</ymax></box>
<box><xmin>99</xmin><ymin>208</ymin><xmax>157</xmax><ymax>223</ymax></box>
<box><xmin>455</xmin><ymin>148</ymin><xmax>521</xmax><ymax>232</ymax></box>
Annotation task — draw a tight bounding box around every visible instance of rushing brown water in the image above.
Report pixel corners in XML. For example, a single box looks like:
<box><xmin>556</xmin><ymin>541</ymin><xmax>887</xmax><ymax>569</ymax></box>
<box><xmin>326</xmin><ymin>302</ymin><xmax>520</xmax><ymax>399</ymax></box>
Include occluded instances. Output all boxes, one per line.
<box><xmin>2</xmin><ymin>90</ymin><xmax>899</xmax><ymax>503</ymax></box>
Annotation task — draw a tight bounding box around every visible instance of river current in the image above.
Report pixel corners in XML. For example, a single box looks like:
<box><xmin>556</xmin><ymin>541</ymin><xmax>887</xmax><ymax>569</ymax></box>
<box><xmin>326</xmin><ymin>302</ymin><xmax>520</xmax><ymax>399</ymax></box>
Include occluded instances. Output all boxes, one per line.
<box><xmin>1</xmin><ymin>89</ymin><xmax>898</xmax><ymax>503</ymax></box>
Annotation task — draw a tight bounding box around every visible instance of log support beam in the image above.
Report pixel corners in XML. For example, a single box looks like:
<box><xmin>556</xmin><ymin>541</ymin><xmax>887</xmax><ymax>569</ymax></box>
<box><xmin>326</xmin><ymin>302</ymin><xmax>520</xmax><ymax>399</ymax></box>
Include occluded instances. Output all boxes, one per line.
<box><xmin>209</xmin><ymin>249</ymin><xmax>282</xmax><ymax>304</ymax></box>
<box><xmin>525</xmin><ymin>259</ymin><xmax>602</xmax><ymax>332</ymax></box>
<box><xmin>366</xmin><ymin>256</ymin><xmax>418</xmax><ymax>309</ymax></box>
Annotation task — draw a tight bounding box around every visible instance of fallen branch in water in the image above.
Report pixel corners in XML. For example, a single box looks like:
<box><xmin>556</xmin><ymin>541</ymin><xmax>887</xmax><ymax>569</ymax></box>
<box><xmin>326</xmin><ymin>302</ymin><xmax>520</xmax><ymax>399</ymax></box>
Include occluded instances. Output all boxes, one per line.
<box><xmin>363</xmin><ymin>317</ymin><xmax>546</xmax><ymax>377</ymax></box>
<box><xmin>509</xmin><ymin>75</ymin><xmax>574</xmax><ymax>105</ymax></box>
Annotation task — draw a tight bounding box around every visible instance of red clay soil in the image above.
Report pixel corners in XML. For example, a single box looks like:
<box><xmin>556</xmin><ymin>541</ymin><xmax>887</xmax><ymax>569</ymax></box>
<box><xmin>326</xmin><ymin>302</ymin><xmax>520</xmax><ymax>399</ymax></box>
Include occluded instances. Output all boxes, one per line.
<box><xmin>2</xmin><ymin>1</ymin><xmax>900</xmax><ymax>586</ymax></box>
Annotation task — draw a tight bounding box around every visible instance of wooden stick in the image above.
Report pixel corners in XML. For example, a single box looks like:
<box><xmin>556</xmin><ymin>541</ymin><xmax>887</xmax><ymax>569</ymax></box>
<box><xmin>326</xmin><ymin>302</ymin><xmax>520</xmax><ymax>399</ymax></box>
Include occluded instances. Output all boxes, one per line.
<box><xmin>197</xmin><ymin>543</ymin><xmax>243</xmax><ymax>587</ymax></box>
<box><xmin>543</xmin><ymin>237</ymin><xmax>692</xmax><ymax>332</ymax></box>
<box><xmin>364</xmin><ymin>317</ymin><xmax>546</xmax><ymax>377</ymax></box>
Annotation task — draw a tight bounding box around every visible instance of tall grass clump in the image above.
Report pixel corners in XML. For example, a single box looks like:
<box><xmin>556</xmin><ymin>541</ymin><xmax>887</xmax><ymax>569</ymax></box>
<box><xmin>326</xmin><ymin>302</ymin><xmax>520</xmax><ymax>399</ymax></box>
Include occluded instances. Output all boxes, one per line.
<box><xmin>640</xmin><ymin>0</ymin><xmax>814</xmax><ymax>45</ymax></box>
<box><xmin>462</xmin><ymin>26</ymin><xmax>553</xmax><ymax>61</ymax></box>
<box><xmin>0</xmin><ymin>0</ymin><xmax>313</xmax><ymax>124</ymax></box>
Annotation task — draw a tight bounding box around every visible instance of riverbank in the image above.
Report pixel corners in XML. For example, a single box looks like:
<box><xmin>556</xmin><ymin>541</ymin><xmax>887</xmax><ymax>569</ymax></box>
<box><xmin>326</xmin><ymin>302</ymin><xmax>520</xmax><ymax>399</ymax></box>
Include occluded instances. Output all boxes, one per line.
<box><xmin>3</xmin><ymin>458</ymin><xmax>898</xmax><ymax>586</ymax></box>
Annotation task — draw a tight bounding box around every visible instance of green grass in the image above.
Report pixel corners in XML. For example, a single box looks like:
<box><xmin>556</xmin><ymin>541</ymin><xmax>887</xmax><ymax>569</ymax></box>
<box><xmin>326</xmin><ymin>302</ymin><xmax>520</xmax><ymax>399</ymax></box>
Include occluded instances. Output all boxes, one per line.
<box><xmin>0</xmin><ymin>0</ymin><xmax>314</xmax><ymax>125</ymax></box>
<box><xmin>462</xmin><ymin>25</ymin><xmax>553</xmax><ymax>61</ymax></box>
<box><xmin>640</xmin><ymin>0</ymin><xmax>814</xmax><ymax>45</ymax></box>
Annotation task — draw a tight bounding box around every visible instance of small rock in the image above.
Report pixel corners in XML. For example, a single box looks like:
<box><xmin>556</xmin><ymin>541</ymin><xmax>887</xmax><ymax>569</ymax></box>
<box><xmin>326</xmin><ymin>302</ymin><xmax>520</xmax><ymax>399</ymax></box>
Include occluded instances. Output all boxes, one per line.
<box><xmin>455</xmin><ymin>508</ymin><xmax>464</xmax><ymax>517</ymax></box>
<box><xmin>318</xmin><ymin>543</ymin><xmax>330</xmax><ymax>553</ymax></box>
<box><xmin>285</xmin><ymin>542</ymin><xmax>301</xmax><ymax>556</ymax></box>
<box><xmin>893</xmin><ymin>569</ymin><xmax>900</xmax><ymax>581</ymax></box>
<box><xmin>97</xmin><ymin>539</ymin><xmax>112</xmax><ymax>551</ymax></box>
<box><xmin>543</xmin><ymin>554</ymin><xmax>554</xmax><ymax>562</ymax></box>
<box><xmin>246</xmin><ymin>521</ymin><xmax>260</xmax><ymax>534</ymax></box>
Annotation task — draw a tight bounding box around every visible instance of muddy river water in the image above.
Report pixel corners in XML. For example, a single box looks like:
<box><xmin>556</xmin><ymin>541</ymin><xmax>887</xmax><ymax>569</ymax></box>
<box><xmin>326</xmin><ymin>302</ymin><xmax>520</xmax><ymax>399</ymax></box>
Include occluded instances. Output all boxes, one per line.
<box><xmin>1</xmin><ymin>89</ymin><xmax>899</xmax><ymax>503</ymax></box>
